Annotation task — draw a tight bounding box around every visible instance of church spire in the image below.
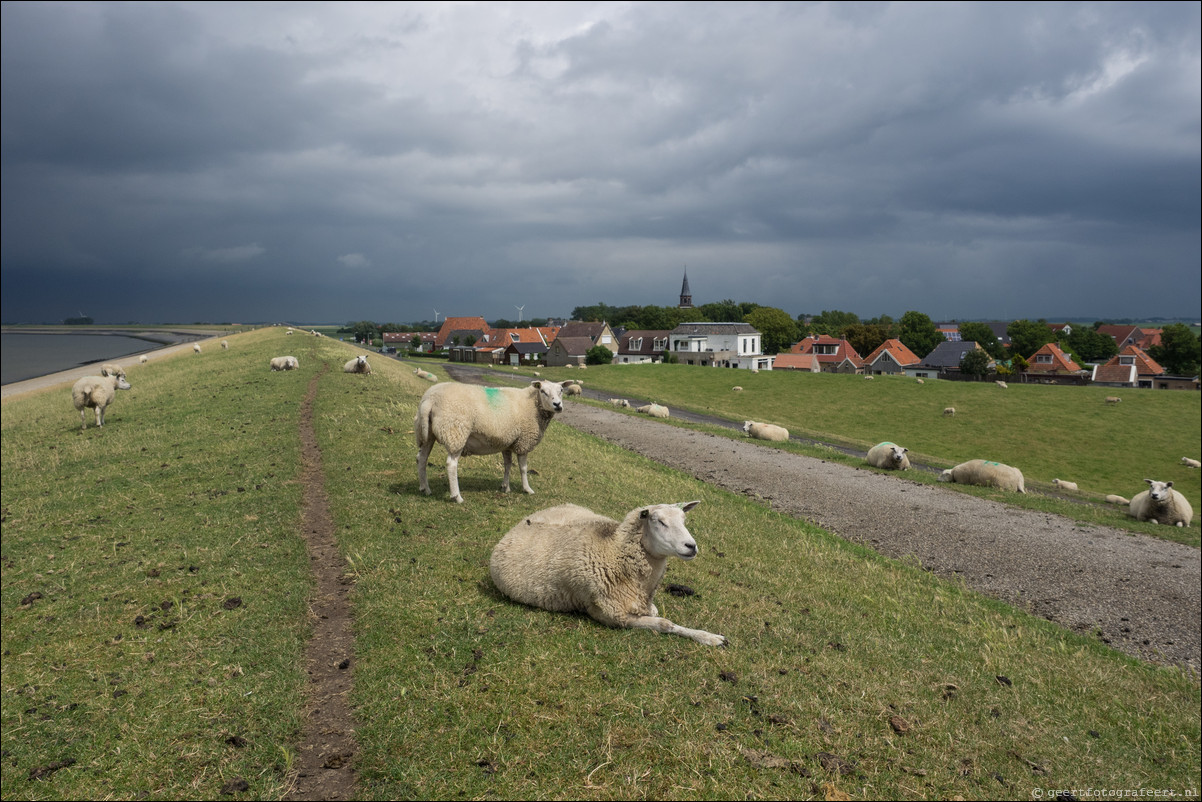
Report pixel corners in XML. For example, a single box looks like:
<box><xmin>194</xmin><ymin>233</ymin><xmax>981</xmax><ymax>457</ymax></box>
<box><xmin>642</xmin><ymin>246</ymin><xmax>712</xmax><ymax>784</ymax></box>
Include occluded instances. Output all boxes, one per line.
<box><xmin>679</xmin><ymin>269</ymin><xmax>694</xmax><ymax>309</ymax></box>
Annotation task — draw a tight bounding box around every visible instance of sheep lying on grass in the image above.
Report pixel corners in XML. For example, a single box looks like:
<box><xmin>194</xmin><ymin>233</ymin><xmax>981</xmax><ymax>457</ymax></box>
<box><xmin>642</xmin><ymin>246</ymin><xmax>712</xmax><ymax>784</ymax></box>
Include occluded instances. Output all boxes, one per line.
<box><xmin>564</xmin><ymin>382</ymin><xmax>583</xmax><ymax>396</ymax></box>
<box><xmin>866</xmin><ymin>442</ymin><xmax>910</xmax><ymax>470</ymax></box>
<box><xmin>72</xmin><ymin>373</ymin><xmax>131</xmax><ymax>430</ymax></box>
<box><xmin>270</xmin><ymin>356</ymin><xmax>299</xmax><ymax>371</ymax></box>
<box><xmin>995</xmin><ymin>380</ymin><xmax>1008</xmax><ymax>388</ymax></box>
<box><xmin>139</xmin><ymin>355</ymin><xmax>149</xmax><ymax>364</ymax></box>
<box><xmin>1105</xmin><ymin>494</ymin><xmax>1131</xmax><ymax>506</ymax></box>
<box><xmin>343</xmin><ymin>355</ymin><xmax>372</xmax><ymax>374</ymax></box>
<box><xmin>939</xmin><ymin>459</ymin><xmax>1026</xmax><ymax>493</ymax></box>
<box><xmin>490</xmin><ymin>501</ymin><xmax>726</xmax><ymax>646</ymax></box>
<box><xmin>414</xmin><ymin>368</ymin><xmax>437</xmax><ymax>382</ymax></box>
<box><xmin>1182</xmin><ymin>457</ymin><xmax>1201</xmax><ymax>469</ymax></box>
<box><xmin>1129</xmin><ymin>480</ymin><xmax>1193</xmax><ymax>527</ymax></box>
<box><xmin>943</xmin><ymin>407</ymin><xmax>955</xmax><ymax>417</ymax></box>
<box><xmin>731</xmin><ymin>386</ymin><xmax>743</xmax><ymax>391</ymax></box>
<box><xmin>915</xmin><ymin>378</ymin><xmax>924</xmax><ymax>385</ymax></box>
<box><xmin>636</xmin><ymin>403</ymin><xmax>669</xmax><ymax>418</ymax></box>
<box><xmin>608</xmin><ymin>398</ymin><xmax>631</xmax><ymax>408</ymax></box>
<box><xmin>1105</xmin><ymin>396</ymin><xmax>1122</xmax><ymax>404</ymax></box>
<box><xmin>415</xmin><ymin>380</ymin><xmax>568</xmax><ymax>503</ymax></box>
<box><xmin>1052</xmin><ymin>478</ymin><xmax>1078</xmax><ymax>492</ymax></box>
<box><xmin>743</xmin><ymin>420</ymin><xmax>789</xmax><ymax>442</ymax></box>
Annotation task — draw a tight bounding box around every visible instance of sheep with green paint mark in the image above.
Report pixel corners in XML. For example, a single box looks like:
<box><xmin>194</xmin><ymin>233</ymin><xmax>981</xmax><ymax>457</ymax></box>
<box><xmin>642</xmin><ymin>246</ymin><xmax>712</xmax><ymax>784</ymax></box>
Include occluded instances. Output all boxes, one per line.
<box><xmin>415</xmin><ymin>380</ymin><xmax>569</xmax><ymax>503</ymax></box>
<box><xmin>939</xmin><ymin>459</ymin><xmax>1025</xmax><ymax>493</ymax></box>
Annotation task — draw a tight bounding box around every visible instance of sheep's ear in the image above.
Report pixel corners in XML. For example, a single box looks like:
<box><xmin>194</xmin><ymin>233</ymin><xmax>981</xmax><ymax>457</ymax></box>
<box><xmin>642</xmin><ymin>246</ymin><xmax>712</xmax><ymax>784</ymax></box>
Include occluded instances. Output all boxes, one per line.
<box><xmin>678</xmin><ymin>500</ymin><xmax>701</xmax><ymax>514</ymax></box>
<box><xmin>640</xmin><ymin>509</ymin><xmax>649</xmax><ymax>519</ymax></box>
<box><xmin>1145</xmin><ymin>478</ymin><xmax>1154</xmax><ymax>485</ymax></box>
<box><xmin>1166</xmin><ymin>481</ymin><xmax>1174</xmax><ymax>489</ymax></box>
<box><xmin>531</xmin><ymin>380</ymin><xmax>542</xmax><ymax>388</ymax></box>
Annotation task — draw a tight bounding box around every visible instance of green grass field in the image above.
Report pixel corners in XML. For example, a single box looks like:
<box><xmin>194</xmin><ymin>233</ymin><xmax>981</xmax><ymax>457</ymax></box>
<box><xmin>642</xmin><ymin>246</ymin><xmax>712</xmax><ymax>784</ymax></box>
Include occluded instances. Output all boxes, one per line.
<box><xmin>515</xmin><ymin>363</ymin><xmax>1201</xmax><ymax>535</ymax></box>
<box><xmin>2</xmin><ymin>329</ymin><xmax>1198</xmax><ymax>800</ymax></box>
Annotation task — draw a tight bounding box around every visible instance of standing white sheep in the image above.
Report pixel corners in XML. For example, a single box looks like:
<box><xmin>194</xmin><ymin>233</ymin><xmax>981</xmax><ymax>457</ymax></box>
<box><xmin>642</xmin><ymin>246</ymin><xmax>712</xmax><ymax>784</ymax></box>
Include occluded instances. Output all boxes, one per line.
<box><xmin>866</xmin><ymin>442</ymin><xmax>910</xmax><ymax>470</ymax></box>
<box><xmin>139</xmin><ymin>355</ymin><xmax>149</xmax><ymax>364</ymax></box>
<box><xmin>943</xmin><ymin>407</ymin><xmax>955</xmax><ymax>417</ymax></box>
<box><xmin>995</xmin><ymin>380</ymin><xmax>1008</xmax><ymax>389</ymax></box>
<box><xmin>193</xmin><ymin>343</ymin><xmax>202</xmax><ymax>354</ymax></box>
<box><xmin>270</xmin><ymin>356</ymin><xmax>299</xmax><ymax>371</ymax></box>
<box><xmin>71</xmin><ymin>374</ymin><xmax>131</xmax><ymax>430</ymax></box>
<box><xmin>1105</xmin><ymin>396</ymin><xmax>1122</xmax><ymax>404</ymax></box>
<box><xmin>343</xmin><ymin>355</ymin><xmax>372</xmax><ymax>374</ymax></box>
<box><xmin>742</xmin><ymin>420</ymin><xmax>789</xmax><ymax>442</ymax></box>
<box><xmin>490</xmin><ymin>501</ymin><xmax>726</xmax><ymax>646</ymax></box>
<box><xmin>414</xmin><ymin>380</ymin><xmax>568</xmax><ymax>503</ymax></box>
<box><xmin>1128</xmin><ymin>480</ymin><xmax>1193</xmax><ymax>527</ymax></box>
<box><xmin>939</xmin><ymin>459</ymin><xmax>1025</xmax><ymax>493</ymax></box>
<box><xmin>915</xmin><ymin>378</ymin><xmax>924</xmax><ymax>385</ymax></box>
<box><xmin>221</xmin><ymin>340</ymin><xmax>229</xmax><ymax>350</ymax></box>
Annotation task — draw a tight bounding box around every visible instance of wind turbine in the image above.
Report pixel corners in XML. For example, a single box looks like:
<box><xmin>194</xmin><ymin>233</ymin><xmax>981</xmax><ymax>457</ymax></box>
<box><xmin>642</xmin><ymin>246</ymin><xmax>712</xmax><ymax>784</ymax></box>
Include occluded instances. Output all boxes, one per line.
<box><xmin>433</xmin><ymin>308</ymin><xmax>441</xmax><ymax>324</ymax></box>
<box><xmin>514</xmin><ymin>304</ymin><xmax>525</xmax><ymax>322</ymax></box>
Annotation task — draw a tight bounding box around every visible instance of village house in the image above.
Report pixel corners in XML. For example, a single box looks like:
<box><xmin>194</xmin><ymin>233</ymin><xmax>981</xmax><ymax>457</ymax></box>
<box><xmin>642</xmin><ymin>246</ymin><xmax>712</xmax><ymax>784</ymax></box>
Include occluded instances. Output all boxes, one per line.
<box><xmin>1024</xmin><ymin>342</ymin><xmax>1083</xmax><ymax>378</ymax></box>
<box><xmin>903</xmin><ymin>340</ymin><xmax>989</xmax><ymax>380</ymax></box>
<box><xmin>669</xmin><ymin>322</ymin><xmax>774</xmax><ymax>370</ymax></box>
<box><xmin>861</xmin><ymin>338</ymin><xmax>921</xmax><ymax>375</ymax></box>
<box><xmin>1088</xmin><ymin>344</ymin><xmax>1198</xmax><ymax>390</ymax></box>
<box><xmin>789</xmin><ymin>334</ymin><xmax>863</xmax><ymax>373</ymax></box>
<box><xmin>616</xmin><ymin>330</ymin><xmax>672</xmax><ymax>364</ymax></box>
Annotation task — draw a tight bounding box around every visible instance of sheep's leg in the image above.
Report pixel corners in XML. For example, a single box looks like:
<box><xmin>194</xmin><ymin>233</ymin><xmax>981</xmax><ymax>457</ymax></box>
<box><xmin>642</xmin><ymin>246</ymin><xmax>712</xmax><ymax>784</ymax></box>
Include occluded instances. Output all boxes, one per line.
<box><xmin>96</xmin><ymin>407</ymin><xmax>105</xmax><ymax>427</ymax></box>
<box><xmin>587</xmin><ymin>602</ymin><xmax>726</xmax><ymax>647</ymax></box>
<box><xmin>516</xmin><ymin>453</ymin><xmax>535</xmax><ymax>494</ymax></box>
<box><xmin>416</xmin><ymin>439</ymin><xmax>434</xmax><ymax>495</ymax></box>
<box><xmin>80</xmin><ymin>409</ymin><xmax>87</xmax><ymax>430</ymax></box>
<box><xmin>500</xmin><ymin>451</ymin><xmax>513</xmax><ymax>493</ymax></box>
<box><xmin>445</xmin><ymin>452</ymin><xmax>464</xmax><ymax>504</ymax></box>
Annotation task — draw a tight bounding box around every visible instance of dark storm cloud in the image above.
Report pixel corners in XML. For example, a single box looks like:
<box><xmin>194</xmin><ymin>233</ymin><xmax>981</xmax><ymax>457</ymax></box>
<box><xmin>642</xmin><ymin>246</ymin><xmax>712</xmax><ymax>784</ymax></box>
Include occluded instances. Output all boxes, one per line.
<box><xmin>2</xmin><ymin>1</ymin><xmax>1198</xmax><ymax>325</ymax></box>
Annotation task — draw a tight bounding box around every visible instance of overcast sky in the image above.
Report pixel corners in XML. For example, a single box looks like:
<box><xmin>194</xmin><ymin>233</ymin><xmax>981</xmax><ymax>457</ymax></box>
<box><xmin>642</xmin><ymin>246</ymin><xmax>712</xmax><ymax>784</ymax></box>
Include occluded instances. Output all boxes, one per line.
<box><xmin>2</xmin><ymin>1</ymin><xmax>1199</xmax><ymax>326</ymax></box>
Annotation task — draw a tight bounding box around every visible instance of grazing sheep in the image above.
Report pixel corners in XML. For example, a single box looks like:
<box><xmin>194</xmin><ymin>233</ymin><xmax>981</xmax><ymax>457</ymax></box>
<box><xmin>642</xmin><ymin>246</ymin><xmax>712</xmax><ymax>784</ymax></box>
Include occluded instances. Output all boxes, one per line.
<box><xmin>564</xmin><ymin>382</ymin><xmax>583</xmax><ymax>396</ymax></box>
<box><xmin>1105</xmin><ymin>396</ymin><xmax>1122</xmax><ymax>404</ymax></box>
<box><xmin>863</xmin><ymin>374</ymin><xmax>874</xmax><ymax>380</ymax></box>
<box><xmin>414</xmin><ymin>368</ymin><xmax>437</xmax><ymax>382</ymax></box>
<box><xmin>866</xmin><ymin>442</ymin><xmax>910</xmax><ymax>471</ymax></box>
<box><xmin>100</xmin><ymin>363</ymin><xmax>125</xmax><ymax>378</ymax></box>
<box><xmin>995</xmin><ymin>380</ymin><xmax>1008</xmax><ymax>388</ymax></box>
<box><xmin>1182</xmin><ymin>457</ymin><xmax>1201</xmax><ymax>469</ymax></box>
<box><xmin>71</xmin><ymin>373</ymin><xmax>131</xmax><ymax>430</ymax></box>
<box><xmin>1052</xmin><ymin>478</ymin><xmax>1079</xmax><ymax>492</ymax></box>
<box><xmin>270</xmin><ymin>356</ymin><xmax>299</xmax><ymax>371</ymax></box>
<box><xmin>343</xmin><ymin>355</ymin><xmax>372</xmax><ymax>374</ymax></box>
<box><xmin>287</xmin><ymin>329</ymin><xmax>294</xmax><ymax>335</ymax></box>
<box><xmin>1105</xmin><ymin>494</ymin><xmax>1131</xmax><ymax>506</ymax></box>
<box><xmin>139</xmin><ymin>355</ymin><xmax>149</xmax><ymax>364</ymax></box>
<box><xmin>1129</xmin><ymin>480</ymin><xmax>1193</xmax><ymax>527</ymax></box>
<box><xmin>943</xmin><ymin>407</ymin><xmax>955</xmax><ymax>417</ymax></box>
<box><xmin>608</xmin><ymin>398</ymin><xmax>631</xmax><ymax>408</ymax></box>
<box><xmin>490</xmin><ymin>501</ymin><xmax>726</xmax><ymax>647</ymax></box>
<box><xmin>731</xmin><ymin>386</ymin><xmax>743</xmax><ymax>392</ymax></box>
<box><xmin>742</xmin><ymin>420</ymin><xmax>789</xmax><ymax>442</ymax></box>
<box><xmin>636</xmin><ymin>403</ymin><xmax>670</xmax><ymax>418</ymax></box>
<box><xmin>192</xmin><ymin>343</ymin><xmax>202</xmax><ymax>353</ymax></box>
<box><xmin>221</xmin><ymin>340</ymin><xmax>229</xmax><ymax>350</ymax></box>
<box><xmin>415</xmin><ymin>380</ymin><xmax>568</xmax><ymax>503</ymax></box>
<box><xmin>939</xmin><ymin>459</ymin><xmax>1026</xmax><ymax>493</ymax></box>
<box><xmin>915</xmin><ymin>378</ymin><xmax>924</xmax><ymax>385</ymax></box>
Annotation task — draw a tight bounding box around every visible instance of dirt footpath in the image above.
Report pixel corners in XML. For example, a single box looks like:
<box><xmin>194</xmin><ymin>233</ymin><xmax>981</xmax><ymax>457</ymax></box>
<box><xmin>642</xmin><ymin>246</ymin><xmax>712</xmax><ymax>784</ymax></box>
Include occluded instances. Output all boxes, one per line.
<box><xmin>558</xmin><ymin>401</ymin><xmax>1201</xmax><ymax>672</ymax></box>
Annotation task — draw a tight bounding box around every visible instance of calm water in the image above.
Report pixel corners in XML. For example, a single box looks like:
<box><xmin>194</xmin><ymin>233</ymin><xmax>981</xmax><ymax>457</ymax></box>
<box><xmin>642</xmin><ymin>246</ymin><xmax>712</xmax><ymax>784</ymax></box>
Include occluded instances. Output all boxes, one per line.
<box><xmin>1</xmin><ymin>333</ymin><xmax>159</xmax><ymax>385</ymax></box>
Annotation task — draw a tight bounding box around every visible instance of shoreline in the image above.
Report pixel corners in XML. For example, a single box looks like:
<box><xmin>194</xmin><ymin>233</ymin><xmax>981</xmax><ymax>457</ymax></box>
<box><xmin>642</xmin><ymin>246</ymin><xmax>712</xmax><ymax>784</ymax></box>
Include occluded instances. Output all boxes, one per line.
<box><xmin>0</xmin><ymin>331</ymin><xmax>225</xmax><ymax>400</ymax></box>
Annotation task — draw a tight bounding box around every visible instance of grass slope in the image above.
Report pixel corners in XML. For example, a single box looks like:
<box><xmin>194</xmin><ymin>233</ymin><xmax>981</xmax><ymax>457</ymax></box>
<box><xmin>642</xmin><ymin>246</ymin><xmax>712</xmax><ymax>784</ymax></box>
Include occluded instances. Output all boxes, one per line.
<box><xmin>3</xmin><ymin>333</ymin><xmax>1199</xmax><ymax>801</ymax></box>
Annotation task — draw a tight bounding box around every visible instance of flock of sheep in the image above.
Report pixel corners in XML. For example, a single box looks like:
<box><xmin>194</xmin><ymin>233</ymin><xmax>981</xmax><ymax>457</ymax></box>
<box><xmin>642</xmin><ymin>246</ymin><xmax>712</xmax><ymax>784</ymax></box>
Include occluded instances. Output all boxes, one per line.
<box><xmin>69</xmin><ymin>334</ymin><xmax>1196</xmax><ymax>650</ymax></box>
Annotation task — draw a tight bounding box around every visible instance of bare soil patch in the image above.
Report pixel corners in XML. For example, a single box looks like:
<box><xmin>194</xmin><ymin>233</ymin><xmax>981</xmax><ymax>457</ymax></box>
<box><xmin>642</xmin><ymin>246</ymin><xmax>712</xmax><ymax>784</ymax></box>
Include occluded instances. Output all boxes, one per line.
<box><xmin>284</xmin><ymin>367</ymin><xmax>358</xmax><ymax>801</ymax></box>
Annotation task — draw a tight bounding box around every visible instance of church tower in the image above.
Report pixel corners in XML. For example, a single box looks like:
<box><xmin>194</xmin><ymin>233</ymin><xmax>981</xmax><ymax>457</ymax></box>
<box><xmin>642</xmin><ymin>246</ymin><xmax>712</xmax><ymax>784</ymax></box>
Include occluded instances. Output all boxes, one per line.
<box><xmin>678</xmin><ymin>269</ymin><xmax>694</xmax><ymax>309</ymax></box>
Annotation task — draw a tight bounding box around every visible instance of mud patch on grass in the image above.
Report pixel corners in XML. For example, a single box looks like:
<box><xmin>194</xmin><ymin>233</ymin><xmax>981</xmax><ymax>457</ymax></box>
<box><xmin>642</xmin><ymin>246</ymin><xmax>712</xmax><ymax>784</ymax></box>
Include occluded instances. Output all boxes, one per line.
<box><xmin>284</xmin><ymin>366</ymin><xmax>358</xmax><ymax>801</ymax></box>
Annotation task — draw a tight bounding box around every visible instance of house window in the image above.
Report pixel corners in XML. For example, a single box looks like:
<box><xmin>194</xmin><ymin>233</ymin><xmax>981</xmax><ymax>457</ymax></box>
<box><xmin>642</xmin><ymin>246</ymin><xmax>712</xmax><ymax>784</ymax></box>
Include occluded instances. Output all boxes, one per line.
<box><xmin>1119</xmin><ymin>357</ymin><xmax>1135</xmax><ymax>365</ymax></box>
<box><xmin>1036</xmin><ymin>354</ymin><xmax>1052</xmax><ymax>364</ymax></box>
<box><xmin>814</xmin><ymin>344</ymin><xmax>836</xmax><ymax>355</ymax></box>
<box><xmin>631</xmin><ymin>337</ymin><xmax>643</xmax><ymax>351</ymax></box>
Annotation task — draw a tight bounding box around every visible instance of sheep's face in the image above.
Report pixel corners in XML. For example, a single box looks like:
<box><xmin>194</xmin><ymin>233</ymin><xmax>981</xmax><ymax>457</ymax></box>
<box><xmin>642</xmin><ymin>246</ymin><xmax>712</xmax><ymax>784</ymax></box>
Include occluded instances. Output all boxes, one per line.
<box><xmin>531</xmin><ymin>381</ymin><xmax>566</xmax><ymax>414</ymax></box>
<box><xmin>1145</xmin><ymin>480</ymin><xmax>1174</xmax><ymax>501</ymax></box>
<box><xmin>115</xmin><ymin>376</ymin><xmax>131</xmax><ymax>391</ymax></box>
<box><xmin>888</xmin><ymin>446</ymin><xmax>908</xmax><ymax>466</ymax></box>
<box><xmin>742</xmin><ymin>421</ymin><xmax>753</xmax><ymax>435</ymax></box>
<box><xmin>640</xmin><ymin>502</ymin><xmax>702</xmax><ymax>561</ymax></box>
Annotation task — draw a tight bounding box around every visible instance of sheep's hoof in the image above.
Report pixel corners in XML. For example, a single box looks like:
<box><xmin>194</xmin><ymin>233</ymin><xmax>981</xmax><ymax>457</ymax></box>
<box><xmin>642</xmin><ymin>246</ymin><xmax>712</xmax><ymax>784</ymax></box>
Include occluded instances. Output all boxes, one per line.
<box><xmin>451</xmin><ymin>495</ymin><xmax>464</xmax><ymax>504</ymax></box>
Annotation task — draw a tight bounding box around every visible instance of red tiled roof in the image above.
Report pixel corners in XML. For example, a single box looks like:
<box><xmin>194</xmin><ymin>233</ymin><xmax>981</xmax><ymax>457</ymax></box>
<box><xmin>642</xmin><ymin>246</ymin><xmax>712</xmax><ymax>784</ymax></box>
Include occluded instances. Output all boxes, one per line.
<box><xmin>436</xmin><ymin>317</ymin><xmax>491</xmax><ymax>347</ymax></box>
<box><xmin>863</xmin><ymin>338</ymin><xmax>921</xmax><ymax>368</ymax></box>
<box><xmin>772</xmin><ymin>353</ymin><xmax>820</xmax><ymax>371</ymax></box>
<box><xmin>1025</xmin><ymin>342</ymin><xmax>1081</xmax><ymax>373</ymax></box>
<box><xmin>792</xmin><ymin>335</ymin><xmax>864</xmax><ymax>367</ymax></box>
<box><xmin>1099</xmin><ymin>345</ymin><xmax>1164</xmax><ymax>376</ymax></box>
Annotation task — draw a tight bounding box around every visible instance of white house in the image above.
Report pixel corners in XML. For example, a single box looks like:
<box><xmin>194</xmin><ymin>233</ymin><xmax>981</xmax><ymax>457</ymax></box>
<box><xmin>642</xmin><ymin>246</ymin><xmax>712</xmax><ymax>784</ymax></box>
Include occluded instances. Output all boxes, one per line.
<box><xmin>669</xmin><ymin>322</ymin><xmax>774</xmax><ymax>370</ymax></box>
